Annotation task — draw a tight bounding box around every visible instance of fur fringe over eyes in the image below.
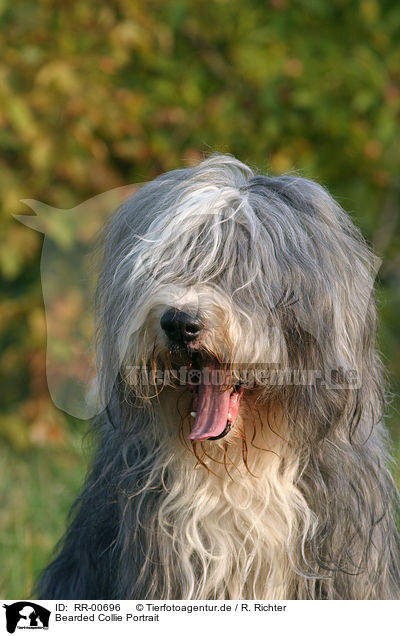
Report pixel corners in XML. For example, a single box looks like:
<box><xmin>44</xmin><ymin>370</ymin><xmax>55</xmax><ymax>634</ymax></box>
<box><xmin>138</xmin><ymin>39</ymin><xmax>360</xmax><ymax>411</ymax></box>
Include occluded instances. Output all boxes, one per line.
<box><xmin>36</xmin><ymin>153</ymin><xmax>400</xmax><ymax>600</ymax></box>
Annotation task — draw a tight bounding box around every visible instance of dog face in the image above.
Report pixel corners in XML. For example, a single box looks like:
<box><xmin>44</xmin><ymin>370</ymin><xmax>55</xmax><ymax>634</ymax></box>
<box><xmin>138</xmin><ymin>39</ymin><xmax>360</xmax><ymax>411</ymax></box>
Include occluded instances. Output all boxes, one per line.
<box><xmin>95</xmin><ymin>154</ymin><xmax>379</xmax><ymax>444</ymax></box>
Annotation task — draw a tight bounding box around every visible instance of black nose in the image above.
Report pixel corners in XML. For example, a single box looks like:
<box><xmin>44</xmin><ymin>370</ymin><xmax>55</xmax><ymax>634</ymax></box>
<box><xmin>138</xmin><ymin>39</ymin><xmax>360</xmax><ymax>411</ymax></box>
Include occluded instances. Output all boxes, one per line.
<box><xmin>160</xmin><ymin>308</ymin><xmax>203</xmax><ymax>346</ymax></box>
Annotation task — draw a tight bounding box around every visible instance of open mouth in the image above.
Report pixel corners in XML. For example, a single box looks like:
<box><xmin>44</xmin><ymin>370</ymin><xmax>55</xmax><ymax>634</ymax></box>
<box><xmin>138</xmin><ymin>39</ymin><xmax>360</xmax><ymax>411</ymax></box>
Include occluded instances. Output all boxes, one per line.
<box><xmin>186</xmin><ymin>354</ymin><xmax>244</xmax><ymax>442</ymax></box>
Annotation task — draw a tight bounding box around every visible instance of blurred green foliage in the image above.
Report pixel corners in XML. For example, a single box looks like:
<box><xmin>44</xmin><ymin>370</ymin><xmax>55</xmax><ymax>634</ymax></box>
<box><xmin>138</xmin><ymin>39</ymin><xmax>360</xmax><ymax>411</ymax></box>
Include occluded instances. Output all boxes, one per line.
<box><xmin>1</xmin><ymin>0</ymin><xmax>400</xmax><ymax>598</ymax></box>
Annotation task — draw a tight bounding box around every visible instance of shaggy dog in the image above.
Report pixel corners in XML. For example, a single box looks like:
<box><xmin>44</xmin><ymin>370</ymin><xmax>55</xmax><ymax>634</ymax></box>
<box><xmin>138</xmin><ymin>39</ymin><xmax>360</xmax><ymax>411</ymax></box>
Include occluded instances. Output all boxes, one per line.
<box><xmin>36</xmin><ymin>154</ymin><xmax>400</xmax><ymax>599</ymax></box>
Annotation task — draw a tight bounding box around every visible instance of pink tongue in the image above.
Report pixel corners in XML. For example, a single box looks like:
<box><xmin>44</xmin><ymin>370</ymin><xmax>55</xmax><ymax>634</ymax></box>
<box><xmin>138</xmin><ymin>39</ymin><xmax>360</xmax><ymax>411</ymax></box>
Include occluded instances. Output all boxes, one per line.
<box><xmin>187</xmin><ymin>382</ymin><xmax>230</xmax><ymax>441</ymax></box>
<box><xmin>187</xmin><ymin>370</ymin><xmax>243</xmax><ymax>441</ymax></box>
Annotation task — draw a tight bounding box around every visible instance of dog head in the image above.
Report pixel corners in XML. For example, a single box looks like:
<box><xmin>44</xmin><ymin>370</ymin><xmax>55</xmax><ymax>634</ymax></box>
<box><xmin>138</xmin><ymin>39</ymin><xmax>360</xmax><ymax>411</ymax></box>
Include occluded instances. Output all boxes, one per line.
<box><xmin>95</xmin><ymin>154</ymin><xmax>381</xmax><ymax>445</ymax></box>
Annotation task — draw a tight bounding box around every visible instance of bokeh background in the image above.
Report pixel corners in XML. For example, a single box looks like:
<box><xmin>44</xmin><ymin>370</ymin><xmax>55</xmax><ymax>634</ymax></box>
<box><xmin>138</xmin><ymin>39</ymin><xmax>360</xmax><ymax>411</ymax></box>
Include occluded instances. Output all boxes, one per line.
<box><xmin>1</xmin><ymin>0</ymin><xmax>400</xmax><ymax>598</ymax></box>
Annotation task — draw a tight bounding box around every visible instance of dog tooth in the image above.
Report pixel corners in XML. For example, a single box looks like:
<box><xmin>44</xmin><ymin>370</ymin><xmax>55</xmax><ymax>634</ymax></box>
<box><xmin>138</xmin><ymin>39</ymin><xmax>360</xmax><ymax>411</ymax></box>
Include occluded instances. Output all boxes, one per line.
<box><xmin>227</xmin><ymin>413</ymin><xmax>232</xmax><ymax>421</ymax></box>
<box><xmin>190</xmin><ymin>411</ymin><xmax>197</xmax><ymax>418</ymax></box>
